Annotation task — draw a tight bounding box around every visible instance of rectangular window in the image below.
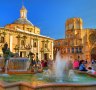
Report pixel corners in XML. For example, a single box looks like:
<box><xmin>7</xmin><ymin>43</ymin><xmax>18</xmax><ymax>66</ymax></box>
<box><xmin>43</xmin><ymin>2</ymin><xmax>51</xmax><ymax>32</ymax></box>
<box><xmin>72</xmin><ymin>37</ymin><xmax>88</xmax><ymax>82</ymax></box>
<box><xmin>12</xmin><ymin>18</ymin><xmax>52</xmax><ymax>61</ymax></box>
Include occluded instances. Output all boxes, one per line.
<box><xmin>67</xmin><ymin>48</ymin><xmax>70</xmax><ymax>53</ymax></box>
<box><xmin>72</xmin><ymin>48</ymin><xmax>74</xmax><ymax>53</ymax></box>
<box><xmin>79</xmin><ymin>48</ymin><xmax>82</xmax><ymax>53</ymax></box>
<box><xmin>76</xmin><ymin>48</ymin><xmax>78</xmax><ymax>53</ymax></box>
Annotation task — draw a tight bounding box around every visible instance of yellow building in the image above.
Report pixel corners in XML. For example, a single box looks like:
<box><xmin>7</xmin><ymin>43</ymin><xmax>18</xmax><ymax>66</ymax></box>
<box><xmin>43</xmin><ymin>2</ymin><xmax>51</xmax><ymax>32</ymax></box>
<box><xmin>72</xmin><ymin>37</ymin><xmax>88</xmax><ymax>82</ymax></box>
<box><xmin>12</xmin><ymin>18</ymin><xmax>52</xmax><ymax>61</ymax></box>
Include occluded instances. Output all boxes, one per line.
<box><xmin>54</xmin><ymin>18</ymin><xmax>96</xmax><ymax>61</ymax></box>
<box><xmin>0</xmin><ymin>6</ymin><xmax>54</xmax><ymax>60</ymax></box>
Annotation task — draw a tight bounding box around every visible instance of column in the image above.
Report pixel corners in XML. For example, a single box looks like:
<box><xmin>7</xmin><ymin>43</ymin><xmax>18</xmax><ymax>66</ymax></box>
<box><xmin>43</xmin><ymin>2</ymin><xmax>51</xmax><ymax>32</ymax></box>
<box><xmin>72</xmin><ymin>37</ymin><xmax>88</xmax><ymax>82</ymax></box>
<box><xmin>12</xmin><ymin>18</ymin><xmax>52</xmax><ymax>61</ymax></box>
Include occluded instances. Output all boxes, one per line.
<box><xmin>80</xmin><ymin>21</ymin><xmax>82</xmax><ymax>29</ymax></box>
<box><xmin>51</xmin><ymin>41</ymin><xmax>53</xmax><ymax>60</ymax></box>
<box><xmin>41</xmin><ymin>52</ymin><xmax>44</xmax><ymax>60</ymax></box>
<box><xmin>73</xmin><ymin>20</ymin><xmax>76</xmax><ymax>29</ymax></box>
<box><xmin>74</xmin><ymin>47</ymin><xmax>76</xmax><ymax>53</ymax></box>
<box><xmin>31</xmin><ymin>39</ymin><xmax>33</xmax><ymax>52</ymax></box>
<box><xmin>38</xmin><ymin>40</ymin><xmax>40</xmax><ymax>60</ymax></box>
<box><xmin>66</xmin><ymin>47</ymin><xmax>67</xmax><ymax>53</ymax></box>
<box><xmin>10</xmin><ymin>35</ymin><xmax>13</xmax><ymax>52</ymax></box>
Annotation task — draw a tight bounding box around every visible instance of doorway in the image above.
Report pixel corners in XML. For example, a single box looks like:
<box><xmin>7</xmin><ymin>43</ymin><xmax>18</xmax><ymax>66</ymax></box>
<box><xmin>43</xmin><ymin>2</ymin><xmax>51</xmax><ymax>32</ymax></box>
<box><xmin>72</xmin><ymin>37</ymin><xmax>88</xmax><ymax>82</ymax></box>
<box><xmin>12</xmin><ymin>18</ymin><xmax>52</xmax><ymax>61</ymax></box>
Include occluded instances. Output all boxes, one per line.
<box><xmin>44</xmin><ymin>53</ymin><xmax>48</xmax><ymax>60</ymax></box>
<box><xmin>20</xmin><ymin>51</ymin><xmax>26</xmax><ymax>57</ymax></box>
<box><xmin>20</xmin><ymin>52</ymin><xmax>22</xmax><ymax>57</ymax></box>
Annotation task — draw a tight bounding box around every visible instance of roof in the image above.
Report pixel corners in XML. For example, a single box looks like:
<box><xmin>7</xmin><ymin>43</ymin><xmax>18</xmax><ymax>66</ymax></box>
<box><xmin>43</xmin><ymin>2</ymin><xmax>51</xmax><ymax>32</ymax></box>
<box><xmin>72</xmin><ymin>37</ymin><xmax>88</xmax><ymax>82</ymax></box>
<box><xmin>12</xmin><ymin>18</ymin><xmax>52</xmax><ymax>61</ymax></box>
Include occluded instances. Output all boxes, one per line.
<box><xmin>0</xmin><ymin>27</ymin><xmax>54</xmax><ymax>40</ymax></box>
<box><xmin>16</xmin><ymin>28</ymin><xmax>54</xmax><ymax>40</ymax></box>
<box><xmin>13</xmin><ymin>18</ymin><xmax>33</xmax><ymax>26</ymax></box>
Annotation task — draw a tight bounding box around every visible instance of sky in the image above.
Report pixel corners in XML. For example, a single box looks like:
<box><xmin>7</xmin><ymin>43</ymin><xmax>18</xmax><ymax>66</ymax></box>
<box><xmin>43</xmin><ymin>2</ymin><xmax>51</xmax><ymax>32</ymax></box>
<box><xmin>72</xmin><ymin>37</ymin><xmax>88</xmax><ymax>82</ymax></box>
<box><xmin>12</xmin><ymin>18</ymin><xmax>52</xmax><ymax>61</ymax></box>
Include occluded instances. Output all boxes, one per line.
<box><xmin>0</xmin><ymin>0</ymin><xmax>96</xmax><ymax>39</ymax></box>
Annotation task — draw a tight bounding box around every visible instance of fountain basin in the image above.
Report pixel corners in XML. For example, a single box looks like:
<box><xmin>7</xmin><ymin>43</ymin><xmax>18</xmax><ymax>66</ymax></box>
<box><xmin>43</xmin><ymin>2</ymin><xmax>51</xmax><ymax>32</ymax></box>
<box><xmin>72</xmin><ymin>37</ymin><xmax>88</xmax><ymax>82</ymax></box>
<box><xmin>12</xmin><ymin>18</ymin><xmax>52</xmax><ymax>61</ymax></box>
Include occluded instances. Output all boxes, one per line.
<box><xmin>0</xmin><ymin>57</ymin><xmax>30</xmax><ymax>72</ymax></box>
<box><xmin>0</xmin><ymin>80</ymin><xmax>96</xmax><ymax>90</ymax></box>
<box><xmin>0</xmin><ymin>71</ymin><xmax>96</xmax><ymax>90</ymax></box>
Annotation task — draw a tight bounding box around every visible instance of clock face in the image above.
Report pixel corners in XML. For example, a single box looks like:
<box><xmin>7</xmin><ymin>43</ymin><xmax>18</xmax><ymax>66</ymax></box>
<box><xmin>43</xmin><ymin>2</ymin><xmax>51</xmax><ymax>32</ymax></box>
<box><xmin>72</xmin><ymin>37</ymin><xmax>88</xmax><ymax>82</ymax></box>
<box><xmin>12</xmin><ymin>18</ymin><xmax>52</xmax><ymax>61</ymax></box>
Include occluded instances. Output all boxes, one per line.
<box><xmin>89</xmin><ymin>33</ymin><xmax>96</xmax><ymax>44</ymax></box>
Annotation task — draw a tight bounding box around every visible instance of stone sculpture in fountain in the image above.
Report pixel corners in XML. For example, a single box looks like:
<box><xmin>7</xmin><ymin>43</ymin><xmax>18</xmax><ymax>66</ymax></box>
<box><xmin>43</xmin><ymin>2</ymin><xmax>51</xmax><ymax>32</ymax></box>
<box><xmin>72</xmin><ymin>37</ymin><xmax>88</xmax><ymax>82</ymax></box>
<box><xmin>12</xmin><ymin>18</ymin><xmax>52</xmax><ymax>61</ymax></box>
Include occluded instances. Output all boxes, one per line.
<box><xmin>0</xmin><ymin>43</ymin><xmax>29</xmax><ymax>75</ymax></box>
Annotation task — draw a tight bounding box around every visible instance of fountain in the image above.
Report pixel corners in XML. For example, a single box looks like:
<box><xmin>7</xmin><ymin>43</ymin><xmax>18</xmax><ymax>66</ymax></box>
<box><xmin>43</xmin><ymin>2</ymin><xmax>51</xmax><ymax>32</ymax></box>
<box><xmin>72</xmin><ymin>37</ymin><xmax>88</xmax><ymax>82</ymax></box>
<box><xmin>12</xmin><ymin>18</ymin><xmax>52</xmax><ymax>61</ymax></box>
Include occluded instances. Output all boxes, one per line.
<box><xmin>0</xmin><ymin>57</ymin><xmax>9</xmax><ymax>77</ymax></box>
<box><xmin>43</xmin><ymin>51</ymin><xmax>73</xmax><ymax>82</ymax></box>
<box><xmin>0</xmin><ymin>51</ymin><xmax>96</xmax><ymax>90</ymax></box>
<box><xmin>8</xmin><ymin>58</ymin><xmax>29</xmax><ymax>72</ymax></box>
<box><xmin>0</xmin><ymin>57</ymin><xmax>29</xmax><ymax>76</ymax></box>
<box><xmin>0</xmin><ymin>43</ymin><xmax>30</xmax><ymax>74</ymax></box>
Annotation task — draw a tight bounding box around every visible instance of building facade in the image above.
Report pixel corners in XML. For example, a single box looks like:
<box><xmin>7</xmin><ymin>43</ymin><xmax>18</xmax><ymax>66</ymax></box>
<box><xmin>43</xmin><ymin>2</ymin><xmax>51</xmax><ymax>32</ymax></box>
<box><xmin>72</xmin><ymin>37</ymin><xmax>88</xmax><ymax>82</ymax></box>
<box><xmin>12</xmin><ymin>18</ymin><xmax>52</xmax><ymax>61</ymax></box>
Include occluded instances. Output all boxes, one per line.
<box><xmin>0</xmin><ymin>6</ymin><xmax>54</xmax><ymax>60</ymax></box>
<box><xmin>54</xmin><ymin>18</ymin><xmax>96</xmax><ymax>61</ymax></box>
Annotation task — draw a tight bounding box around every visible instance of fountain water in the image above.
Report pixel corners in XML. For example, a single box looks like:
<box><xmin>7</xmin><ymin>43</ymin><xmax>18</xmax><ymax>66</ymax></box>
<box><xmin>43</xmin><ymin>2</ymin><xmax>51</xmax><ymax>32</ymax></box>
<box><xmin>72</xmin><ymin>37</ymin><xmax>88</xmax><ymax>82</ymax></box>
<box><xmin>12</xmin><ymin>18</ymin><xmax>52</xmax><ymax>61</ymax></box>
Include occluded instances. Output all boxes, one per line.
<box><xmin>5</xmin><ymin>60</ymin><xmax>8</xmax><ymax>73</ymax></box>
<box><xmin>43</xmin><ymin>51</ymin><xmax>74</xmax><ymax>82</ymax></box>
<box><xmin>0</xmin><ymin>58</ymin><xmax>9</xmax><ymax>77</ymax></box>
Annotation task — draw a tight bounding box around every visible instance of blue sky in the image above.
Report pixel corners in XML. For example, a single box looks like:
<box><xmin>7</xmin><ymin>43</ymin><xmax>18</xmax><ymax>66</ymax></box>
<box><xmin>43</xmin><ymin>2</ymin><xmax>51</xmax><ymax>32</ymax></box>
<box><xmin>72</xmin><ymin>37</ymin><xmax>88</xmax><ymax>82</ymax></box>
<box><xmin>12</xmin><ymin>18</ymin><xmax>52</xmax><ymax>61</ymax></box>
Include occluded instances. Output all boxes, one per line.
<box><xmin>0</xmin><ymin>0</ymin><xmax>96</xmax><ymax>39</ymax></box>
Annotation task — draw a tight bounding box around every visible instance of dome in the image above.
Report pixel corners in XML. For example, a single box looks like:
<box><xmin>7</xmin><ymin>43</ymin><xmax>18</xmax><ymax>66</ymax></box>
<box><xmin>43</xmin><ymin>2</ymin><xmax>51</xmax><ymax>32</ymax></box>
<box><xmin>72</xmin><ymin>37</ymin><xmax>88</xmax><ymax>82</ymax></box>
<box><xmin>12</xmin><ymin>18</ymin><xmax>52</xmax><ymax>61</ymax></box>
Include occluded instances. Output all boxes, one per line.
<box><xmin>12</xmin><ymin>6</ymin><xmax>33</xmax><ymax>26</ymax></box>
<box><xmin>13</xmin><ymin>18</ymin><xmax>33</xmax><ymax>26</ymax></box>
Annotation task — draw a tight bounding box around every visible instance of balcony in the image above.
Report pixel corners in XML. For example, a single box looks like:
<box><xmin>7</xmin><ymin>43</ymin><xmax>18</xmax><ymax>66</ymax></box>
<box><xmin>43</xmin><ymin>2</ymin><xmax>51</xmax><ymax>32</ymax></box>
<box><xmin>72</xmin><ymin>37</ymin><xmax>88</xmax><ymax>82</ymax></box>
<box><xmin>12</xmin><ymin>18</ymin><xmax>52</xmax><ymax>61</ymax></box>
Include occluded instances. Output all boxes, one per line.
<box><xmin>14</xmin><ymin>44</ymin><xmax>32</xmax><ymax>51</ymax></box>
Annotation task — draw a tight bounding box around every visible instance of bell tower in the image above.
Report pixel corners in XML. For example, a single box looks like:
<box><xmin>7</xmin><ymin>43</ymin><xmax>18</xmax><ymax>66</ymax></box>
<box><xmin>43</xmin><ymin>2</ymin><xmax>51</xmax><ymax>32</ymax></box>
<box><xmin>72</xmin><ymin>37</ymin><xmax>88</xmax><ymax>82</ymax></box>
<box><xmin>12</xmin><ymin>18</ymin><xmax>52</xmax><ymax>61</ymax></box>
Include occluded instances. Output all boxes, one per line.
<box><xmin>65</xmin><ymin>18</ymin><xmax>83</xmax><ymax>39</ymax></box>
<box><xmin>65</xmin><ymin>18</ymin><xmax>83</xmax><ymax>46</ymax></box>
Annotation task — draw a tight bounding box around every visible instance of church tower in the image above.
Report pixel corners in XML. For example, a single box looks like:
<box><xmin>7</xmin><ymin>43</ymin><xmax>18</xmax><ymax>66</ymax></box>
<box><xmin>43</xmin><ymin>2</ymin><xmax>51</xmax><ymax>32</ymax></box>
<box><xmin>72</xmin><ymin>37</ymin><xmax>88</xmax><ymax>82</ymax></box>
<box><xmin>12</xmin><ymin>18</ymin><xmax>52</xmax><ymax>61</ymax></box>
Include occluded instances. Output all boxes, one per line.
<box><xmin>65</xmin><ymin>18</ymin><xmax>83</xmax><ymax>46</ymax></box>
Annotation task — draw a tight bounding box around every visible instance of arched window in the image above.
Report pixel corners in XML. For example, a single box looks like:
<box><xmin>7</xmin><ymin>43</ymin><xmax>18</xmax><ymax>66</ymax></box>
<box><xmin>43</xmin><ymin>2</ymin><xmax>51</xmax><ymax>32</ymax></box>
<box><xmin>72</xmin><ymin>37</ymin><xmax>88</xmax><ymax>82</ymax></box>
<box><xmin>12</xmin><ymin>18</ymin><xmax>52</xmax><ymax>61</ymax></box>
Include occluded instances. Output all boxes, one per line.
<box><xmin>0</xmin><ymin>37</ymin><xmax>5</xmax><ymax>43</ymax></box>
<box><xmin>21</xmin><ymin>40</ymin><xmax>25</xmax><ymax>45</ymax></box>
<box><xmin>76</xmin><ymin>21</ymin><xmax>80</xmax><ymax>29</ymax></box>
<box><xmin>33</xmin><ymin>42</ymin><xmax>37</xmax><ymax>47</ymax></box>
<box><xmin>45</xmin><ymin>44</ymin><xmax>47</xmax><ymax>48</ymax></box>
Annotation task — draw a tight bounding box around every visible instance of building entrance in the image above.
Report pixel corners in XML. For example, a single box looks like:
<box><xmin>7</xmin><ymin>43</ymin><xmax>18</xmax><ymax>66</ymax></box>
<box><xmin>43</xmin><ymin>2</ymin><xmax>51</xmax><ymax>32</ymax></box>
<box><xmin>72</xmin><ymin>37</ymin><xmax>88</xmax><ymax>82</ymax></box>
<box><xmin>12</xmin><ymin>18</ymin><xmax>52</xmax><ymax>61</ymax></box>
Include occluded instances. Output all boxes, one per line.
<box><xmin>44</xmin><ymin>53</ymin><xmax>48</xmax><ymax>60</ymax></box>
<box><xmin>20</xmin><ymin>51</ymin><xmax>26</xmax><ymax>57</ymax></box>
